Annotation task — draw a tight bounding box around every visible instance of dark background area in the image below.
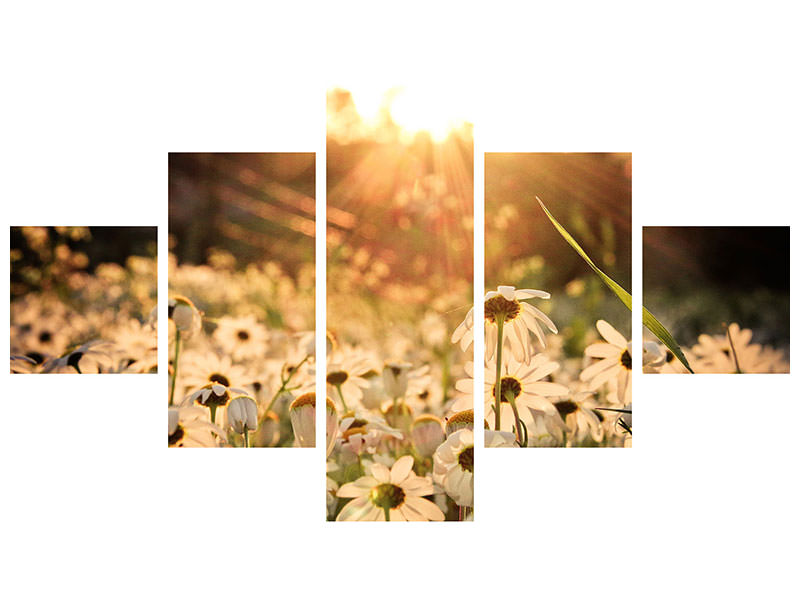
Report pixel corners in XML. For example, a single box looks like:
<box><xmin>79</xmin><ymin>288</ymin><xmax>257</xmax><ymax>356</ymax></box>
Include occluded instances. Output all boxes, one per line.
<box><xmin>485</xmin><ymin>153</ymin><xmax>632</xmax><ymax>350</ymax></box>
<box><xmin>643</xmin><ymin>226</ymin><xmax>790</xmax><ymax>348</ymax></box>
<box><xmin>486</xmin><ymin>153</ymin><xmax>632</xmax><ymax>289</ymax></box>
<box><xmin>10</xmin><ymin>226</ymin><xmax>156</xmax><ymax>299</ymax></box>
<box><xmin>168</xmin><ymin>153</ymin><xmax>315</xmax><ymax>273</ymax></box>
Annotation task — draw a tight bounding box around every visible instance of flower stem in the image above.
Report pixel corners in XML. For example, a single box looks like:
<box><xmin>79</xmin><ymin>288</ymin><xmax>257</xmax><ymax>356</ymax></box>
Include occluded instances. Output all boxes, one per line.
<box><xmin>243</xmin><ymin>428</ymin><xmax>249</xmax><ymax>448</ymax></box>
<box><xmin>383</xmin><ymin>506</ymin><xmax>390</xmax><ymax>522</ymax></box>
<box><xmin>725</xmin><ymin>324</ymin><xmax>743</xmax><ymax>374</ymax></box>
<box><xmin>506</xmin><ymin>391</ymin><xmax>524</xmax><ymax>446</ymax></box>
<box><xmin>494</xmin><ymin>318</ymin><xmax>505</xmax><ymax>431</ymax></box>
<box><xmin>169</xmin><ymin>328</ymin><xmax>181</xmax><ymax>406</ymax></box>
<box><xmin>335</xmin><ymin>384</ymin><xmax>349</xmax><ymax>412</ymax></box>
<box><xmin>267</xmin><ymin>354</ymin><xmax>310</xmax><ymax>412</ymax></box>
<box><xmin>209</xmin><ymin>404</ymin><xmax>217</xmax><ymax>425</ymax></box>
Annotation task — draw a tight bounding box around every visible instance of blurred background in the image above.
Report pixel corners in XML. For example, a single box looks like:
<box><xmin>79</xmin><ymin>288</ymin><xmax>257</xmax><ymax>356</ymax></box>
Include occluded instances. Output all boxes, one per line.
<box><xmin>327</xmin><ymin>87</ymin><xmax>474</xmax><ymax>351</ymax></box>
<box><xmin>10</xmin><ymin>226</ymin><xmax>156</xmax><ymax>301</ymax></box>
<box><xmin>168</xmin><ymin>153</ymin><xmax>316</xmax><ymax>330</ymax></box>
<box><xmin>485</xmin><ymin>153</ymin><xmax>632</xmax><ymax>357</ymax></box>
<box><xmin>643</xmin><ymin>226</ymin><xmax>790</xmax><ymax>350</ymax></box>
<box><xmin>168</xmin><ymin>153</ymin><xmax>315</xmax><ymax>273</ymax></box>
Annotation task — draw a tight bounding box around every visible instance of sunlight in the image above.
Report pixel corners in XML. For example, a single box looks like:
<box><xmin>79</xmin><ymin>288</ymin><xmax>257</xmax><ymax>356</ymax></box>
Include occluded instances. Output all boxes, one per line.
<box><xmin>341</xmin><ymin>80</ymin><xmax>472</xmax><ymax>142</ymax></box>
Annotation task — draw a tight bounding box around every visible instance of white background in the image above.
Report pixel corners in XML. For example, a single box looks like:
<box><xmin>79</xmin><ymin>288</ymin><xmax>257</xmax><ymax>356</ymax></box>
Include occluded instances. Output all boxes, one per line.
<box><xmin>2</xmin><ymin>2</ymin><xmax>797</xmax><ymax>599</ymax></box>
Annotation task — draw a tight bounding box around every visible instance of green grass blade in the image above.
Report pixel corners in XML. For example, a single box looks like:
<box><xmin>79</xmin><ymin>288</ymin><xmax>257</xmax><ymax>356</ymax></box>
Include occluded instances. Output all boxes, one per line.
<box><xmin>537</xmin><ymin>197</ymin><xmax>694</xmax><ymax>373</ymax></box>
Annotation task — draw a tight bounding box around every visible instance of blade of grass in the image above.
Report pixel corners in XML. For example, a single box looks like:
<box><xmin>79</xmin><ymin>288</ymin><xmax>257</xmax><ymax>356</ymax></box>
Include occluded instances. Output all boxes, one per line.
<box><xmin>537</xmin><ymin>197</ymin><xmax>694</xmax><ymax>373</ymax></box>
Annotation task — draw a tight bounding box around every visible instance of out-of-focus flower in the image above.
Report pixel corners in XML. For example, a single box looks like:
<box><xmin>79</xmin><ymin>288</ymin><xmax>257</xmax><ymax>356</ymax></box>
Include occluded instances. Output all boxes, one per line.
<box><xmin>169</xmin><ymin>295</ymin><xmax>201</xmax><ymax>337</ymax></box>
<box><xmin>41</xmin><ymin>340</ymin><xmax>116</xmax><ymax>374</ymax></box>
<box><xmin>433</xmin><ymin>429</ymin><xmax>474</xmax><ymax>507</ymax></box>
<box><xmin>411</xmin><ymin>415</ymin><xmax>446</xmax><ymax>457</ymax></box>
<box><xmin>336</xmin><ymin>455</ymin><xmax>444</xmax><ymax>521</ymax></box>
<box><xmin>325</xmin><ymin>351</ymin><xmax>372</xmax><ymax>408</ymax></box>
<box><xmin>213</xmin><ymin>315</ymin><xmax>269</xmax><ymax>362</ymax></box>
<box><xmin>326</xmin><ymin>397</ymin><xmax>338</xmax><ymax>457</ymax></box>
<box><xmin>382</xmin><ymin>401</ymin><xmax>414</xmax><ymax>431</ymax></box>
<box><xmin>382</xmin><ymin>360</ymin><xmax>412</xmax><ymax>399</ymax></box>
<box><xmin>254</xmin><ymin>411</ymin><xmax>280</xmax><ymax>447</ymax></box>
<box><xmin>691</xmin><ymin>323</ymin><xmax>788</xmax><ymax>374</ymax></box>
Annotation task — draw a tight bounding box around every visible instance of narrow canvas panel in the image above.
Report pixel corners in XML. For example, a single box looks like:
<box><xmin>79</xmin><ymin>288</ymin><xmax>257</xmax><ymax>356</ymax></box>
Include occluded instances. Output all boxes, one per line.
<box><xmin>167</xmin><ymin>153</ymin><xmax>316</xmax><ymax>448</ymax></box>
<box><xmin>484</xmin><ymin>153</ymin><xmax>633</xmax><ymax>447</ymax></box>
<box><xmin>326</xmin><ymin>86</ymin><xmax>475</xmax><ymax>521</ymax></box>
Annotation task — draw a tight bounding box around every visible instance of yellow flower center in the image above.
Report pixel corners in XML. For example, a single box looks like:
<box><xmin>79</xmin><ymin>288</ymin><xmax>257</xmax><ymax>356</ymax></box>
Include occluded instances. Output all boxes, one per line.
<box><xmin>369</xmin><ymin>483</ymin><xmax>405</xmax><ymax>510</ymax></box>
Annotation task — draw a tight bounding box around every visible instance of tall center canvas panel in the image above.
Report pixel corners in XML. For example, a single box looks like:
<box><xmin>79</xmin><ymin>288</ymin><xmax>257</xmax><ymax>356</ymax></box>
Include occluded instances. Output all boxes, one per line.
<box><xmin>326</xmin><ymin>86</ymin><xmax>475</xmax><ymax>521</ymax></box>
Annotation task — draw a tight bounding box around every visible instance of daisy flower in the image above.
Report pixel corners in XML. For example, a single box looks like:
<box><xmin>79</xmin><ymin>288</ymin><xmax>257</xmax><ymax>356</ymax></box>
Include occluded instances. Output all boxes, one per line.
<box><xmin>460</xmin><ymin>356</ymin><xmax>569</xmax><ymax>434</ymax></box>
<box><xmin>580</xmin><ymin>320</ymin><xmax>632</xmax><ymax>404</ymax></box>
<box><xmin>324</xmin><ymin>350</ymin><xmax>372</xmax><ymax>411</ymax></box>
<box><xmin>451</xmin><ymin>285</ymin><xmax>557</xmax><ymax>364</ymax></box>
<box><xmin>691</xmin><ymin>323</ymin><xmax>788</xmax><ymax>374</ymax></box>
<box><xmin>178</xmin><ymin>350</ymin><xmax>251</xmax><ymax>394</ymax></box>
<box><xmin>187</xmin><ymin>381</ymin><xmax>249</xmax><ymax>424</ymax></box>
<box><xmin>551</xmin><ymin>391</ymin><xmax>603</xmax><ymax>445</ymax></box>
<box><xmin>168</xmin><ymin>406</ymin><xmax>226</xmax><ymax>448</ymax></box>
<box><xmin>336</xmin><ymin>455</ymin><xmax>445</xmax><ymax>522</ymax></box>
<box><xmin>213</xmin><ymin>315</ymin><xmax>269</xmax><ymax>362</ymax></box>
<box><xmin>433</xmin><ymin>429</ymin><xmax>474</xmax><ymax>507</ymax></box>
<box><xmin>41</xmin><ymin>340</ymin><xmax>116</xmax><ymax>374</ymax></box>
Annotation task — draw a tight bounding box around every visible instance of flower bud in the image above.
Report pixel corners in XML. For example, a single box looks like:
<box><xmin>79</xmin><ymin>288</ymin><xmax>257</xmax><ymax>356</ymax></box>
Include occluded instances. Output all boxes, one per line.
<box><xmin>382</xmin><ymin>361</ymin><xmax>412</xmax><ymax>399</ymax></box>
<box><xmin>169</xmin><ymin>295</ymin><xmax>201</xmax><ymax>336</ymax></box>
<box><xmin>290</xmin><ymin>392</ymin><xmax>316</xmax><ymax>447</ymax></box>
<box><xmin>326</xmin><ymin>396</ymin><xmax>338</xmax><ymax>457</ymax></box>
<box><xmin>254</xmin><ymin>410</ymin><xmax>280</xmax><ymax>447</ymax></box>
<box><xmin>228</xmin><ymin>395</ymin><xmax>258</xmax><ymax>434</ymax></box>
<box><xmin>411</xmin><ymin>414</ymin><xmax>445</xmax><ymax>457</ymax></box>
<box><xmin>359</xmin><ymin>372</ymin><xmax>387</xmax><ymax>410</ymax></box>
<box><xmin>383</xmin><ymin>401</ymin><xmax>414</xmax><ymax>431</ymax></box>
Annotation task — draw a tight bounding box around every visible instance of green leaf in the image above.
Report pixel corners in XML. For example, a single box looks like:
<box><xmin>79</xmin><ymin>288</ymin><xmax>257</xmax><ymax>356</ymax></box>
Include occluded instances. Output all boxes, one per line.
<box><xmin>537</xmin><ymin>197</ymin><xmax>694</xmax><ymax>374</ymax></box>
